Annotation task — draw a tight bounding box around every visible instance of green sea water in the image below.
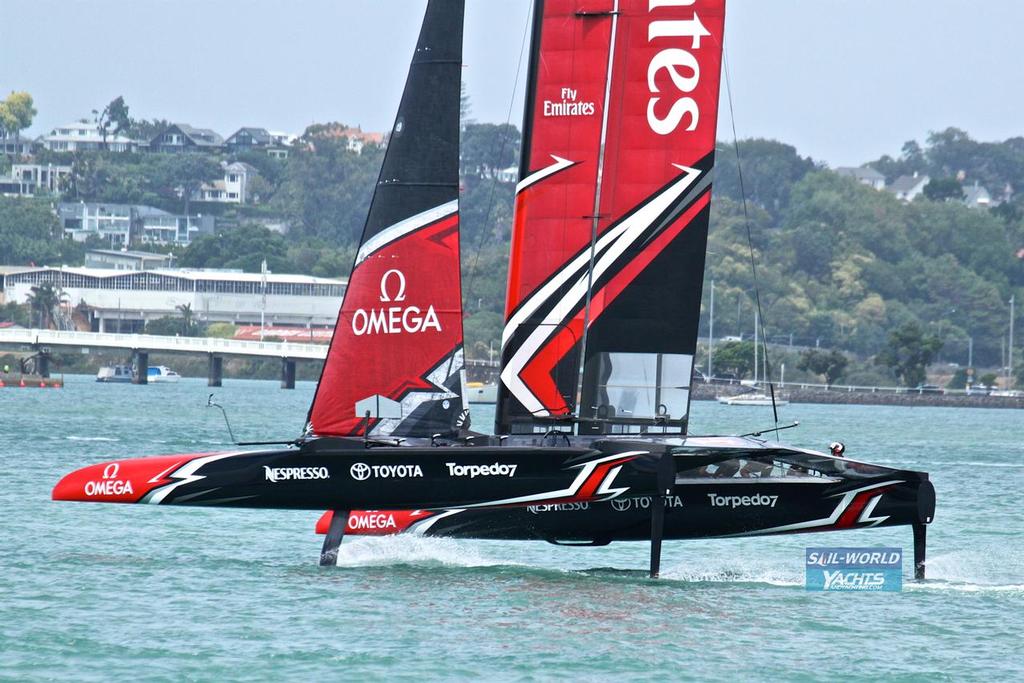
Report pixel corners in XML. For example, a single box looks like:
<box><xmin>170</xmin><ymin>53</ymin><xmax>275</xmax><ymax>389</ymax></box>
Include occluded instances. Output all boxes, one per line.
<box><xmin>2</xmin><ymin>375</ymin><xmax>1022</xmax><ymax>681</ymax></box>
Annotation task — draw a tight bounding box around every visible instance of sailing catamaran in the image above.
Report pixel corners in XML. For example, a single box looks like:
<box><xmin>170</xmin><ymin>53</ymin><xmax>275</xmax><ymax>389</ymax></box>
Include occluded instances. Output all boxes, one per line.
<box><xmin>54</xmin><ymin>0</ymin><xmax>935</xmax><ymax>579</ymax></box>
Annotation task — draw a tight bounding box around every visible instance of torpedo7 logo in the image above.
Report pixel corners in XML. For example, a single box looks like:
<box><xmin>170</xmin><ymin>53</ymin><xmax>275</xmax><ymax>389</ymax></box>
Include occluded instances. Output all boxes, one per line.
<box><xmin>351</xmin><ymin>269</ymin><xmax>442</xmax><ymax>336</ymax></box>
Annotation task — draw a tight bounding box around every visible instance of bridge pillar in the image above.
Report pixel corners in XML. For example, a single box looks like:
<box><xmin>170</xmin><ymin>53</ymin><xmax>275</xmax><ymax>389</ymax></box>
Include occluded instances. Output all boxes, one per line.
<box><xmin>281</xmin><ymin>358</ymin><xmax>296</xmax><ymax>390</ymax></box>
<box><xmin>132</xmin><ymin>350</ymin><xmax>149</xmax><ymax>384</ymax></box>
<box><xmin>208</xmin><ymin>354</ymin><xmax>223</xmax><ymax>387</ymax></box>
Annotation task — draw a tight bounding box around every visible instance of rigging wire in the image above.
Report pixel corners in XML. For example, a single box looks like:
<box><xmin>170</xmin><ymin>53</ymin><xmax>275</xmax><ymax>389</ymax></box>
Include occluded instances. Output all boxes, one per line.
<box><xmin>462</xmin><ymin>1</ymin><xmax>534</xmax><ymax>307</ymax></box>
<box><xmin>722</xmin><ymin>44</ymin><xmax>781</xmax><ymax>435</ymax></box>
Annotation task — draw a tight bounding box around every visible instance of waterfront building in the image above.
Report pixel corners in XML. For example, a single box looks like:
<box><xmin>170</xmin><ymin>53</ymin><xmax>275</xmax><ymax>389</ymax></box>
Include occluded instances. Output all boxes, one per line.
<box><xmin>0</xmin><ymin>266</ymin><xmax>346</xmax><ymax>333</ymax></box>
<box><xmin>83</xmin><ymin>249</ymin><xmax>174</xmax><ymax>271</ymax></box>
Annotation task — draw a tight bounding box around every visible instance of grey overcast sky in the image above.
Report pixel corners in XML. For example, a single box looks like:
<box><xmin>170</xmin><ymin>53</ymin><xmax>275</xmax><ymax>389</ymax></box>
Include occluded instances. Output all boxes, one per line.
<box><xmin>2</xmin><ymin>0</ymin><xmax>1019</xmax><ymax>167</ymax></box>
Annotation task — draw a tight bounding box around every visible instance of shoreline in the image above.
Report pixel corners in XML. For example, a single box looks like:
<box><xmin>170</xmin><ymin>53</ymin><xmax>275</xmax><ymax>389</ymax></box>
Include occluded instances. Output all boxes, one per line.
<box><xmin>695</xmin><ymin>383</ymin><xmax>1024</xmax><ymax>409</ymax></box>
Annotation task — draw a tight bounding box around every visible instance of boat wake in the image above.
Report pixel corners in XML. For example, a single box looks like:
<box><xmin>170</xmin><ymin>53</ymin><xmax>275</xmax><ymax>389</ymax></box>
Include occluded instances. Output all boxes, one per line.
<box><xmin>905</xmin><ymin>549</ymin><xmax>1024</xmax><ymax>593</ymax></box>
<box><xmin>65</xmin><ymin>436</ymin><xmax>120</xmax><ymax>442</ymax></box>
<box><xmin>332</xmin><ymin>536</ymin><xmax>516</xmax><ymax>570</ymax></box>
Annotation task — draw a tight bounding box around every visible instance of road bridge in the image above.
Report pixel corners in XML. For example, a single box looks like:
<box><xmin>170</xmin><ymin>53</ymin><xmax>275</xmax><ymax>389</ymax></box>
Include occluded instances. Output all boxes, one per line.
<box><xmin>0</xmin><ymin>328</ymin><xmax>327</xmax><ymax>388</ymax></box>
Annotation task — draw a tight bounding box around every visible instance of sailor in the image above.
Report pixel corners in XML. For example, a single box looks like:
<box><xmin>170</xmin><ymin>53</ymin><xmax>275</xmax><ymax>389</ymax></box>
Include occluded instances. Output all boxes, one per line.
<box><xmin>829</xmin><ymin>442</ymin><xmax>846</xmax><ymax>458</ymax></box>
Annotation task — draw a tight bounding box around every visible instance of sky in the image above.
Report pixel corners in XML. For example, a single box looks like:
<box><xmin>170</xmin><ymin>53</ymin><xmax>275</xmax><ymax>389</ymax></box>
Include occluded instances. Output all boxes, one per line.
<box><xmin>2</xmin><ymin>0</ymin><xmax>1022</xmax><ymax>167</ymax></box>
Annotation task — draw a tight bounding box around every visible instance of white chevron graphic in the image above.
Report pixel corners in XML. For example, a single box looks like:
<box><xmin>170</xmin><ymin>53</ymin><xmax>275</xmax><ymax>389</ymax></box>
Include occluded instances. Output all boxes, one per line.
<box><xmin>500</xmin><ymin>165</ymin><xmax>702</xmax><ymax>416</ymax></box>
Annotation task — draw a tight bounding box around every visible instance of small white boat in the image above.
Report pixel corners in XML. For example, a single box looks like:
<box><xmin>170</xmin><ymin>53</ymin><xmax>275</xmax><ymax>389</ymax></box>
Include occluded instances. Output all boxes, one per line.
<box><xmin>96</xmin><ymin>365</ymin><xmax>133</xmax><ymax>383</ymax></box>
<box><xmin>717</xmin><ymin>393</ymin><xmax>789</xmax><ymax>407</ymax></box>
<box><xmin>466</xmin><ymin>382</ymin><xmax>497</xmax><ymax>404</ymax></box>
<box><xmin>147</xmin><ymin>366</ymin><xmax>181</xmax><ymax>383</ymax></box>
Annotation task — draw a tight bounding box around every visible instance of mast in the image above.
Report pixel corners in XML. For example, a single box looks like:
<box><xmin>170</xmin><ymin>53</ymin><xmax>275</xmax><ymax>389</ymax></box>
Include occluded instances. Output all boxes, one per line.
<box><xmin>496</xmin><ymin>0</ymin><xmax>727</xmax><ymax>435</ymax></box>
<box><xmin>306</xmin><ymin>0</ymin><xmax>466</xmax><ymax>438</ymax></box>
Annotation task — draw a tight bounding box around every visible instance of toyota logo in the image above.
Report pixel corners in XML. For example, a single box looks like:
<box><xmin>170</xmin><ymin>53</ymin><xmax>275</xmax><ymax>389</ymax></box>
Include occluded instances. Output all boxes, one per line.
<box><xmin>611</xmin><ymin>498</ymin><xmax>632</xmax><ymax>512</ymax></box>
<box><xmin>350</xmin><ymin>462</ymin><xmax>371</xmax><ymax>481</ymax></box>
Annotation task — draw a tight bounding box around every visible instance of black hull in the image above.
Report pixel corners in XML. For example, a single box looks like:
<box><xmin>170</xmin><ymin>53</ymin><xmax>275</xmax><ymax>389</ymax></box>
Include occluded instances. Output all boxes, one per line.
<box><xmin>392</xmin><ymin>475</ymin><xmax>934</xmax><ymax>543</ymax></box>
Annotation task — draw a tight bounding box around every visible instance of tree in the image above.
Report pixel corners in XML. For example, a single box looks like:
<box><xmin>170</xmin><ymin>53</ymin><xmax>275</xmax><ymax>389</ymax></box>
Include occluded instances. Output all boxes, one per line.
<box><xmin>923</xmin><ymin>177</ymin><xmax>962</xmax><ymax>202</ymax></box>
<box><xmin>874</xmin><ymin>322</ymin><xmax>943</xmax><ymax>387</ymax></box>
<box><xmin>93</xmin><ymin>96</ymin><xmax>132</xmax><ymax>150</ymax></box>
<box><xmin>0</xmin><ymin>92</ymin><xmax>37</xmax><ymax>156</ymax></box>
<box><xmin>26</xmin><ymin>283</ymin><xmax>62</xmax><ymax>329</ymax></box>
<box><xmin>797</xmin><ymin>348</ymin><xmax>849</xmax><ymax>386</ymax></box>
<box><xmin>712</xmin><ymin>341</ymin><xmax>755</xmax><ymax>379</ymax></box>
<box><xmin>152</xmin><ymin>154</ymin><xmax>222</xmax><ymax>216</ymax></box>
<box><xmin>175</xmin><ymin>303</ymin><xmax>200</xmax><ymax>336</ymax></box>
<box><xmin>180</xmin><ymin>224</ymin><xmax>295</xmax><ymax>273</ymax></box>
<box><xmin>0</xmin><ymin>197</ymin><xmax>84</xmax><ymax>265</ymax></box>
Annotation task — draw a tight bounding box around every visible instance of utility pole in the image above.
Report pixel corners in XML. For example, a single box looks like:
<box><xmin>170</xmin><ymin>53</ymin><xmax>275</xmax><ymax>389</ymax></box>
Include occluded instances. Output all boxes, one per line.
<box><xmin>1010</xmin><ymin>295</ymin><xmax>1016</xmax><ymax>388</ymax></box>
<box><xmin>707</xmin><ymin>279</ymin><xmax>714</xmax><ymax>379</ymax></box>
<box><xmin>260</xmin><ymin>258</ymin><xmax>268</xmax><ymax>341</ymax></box>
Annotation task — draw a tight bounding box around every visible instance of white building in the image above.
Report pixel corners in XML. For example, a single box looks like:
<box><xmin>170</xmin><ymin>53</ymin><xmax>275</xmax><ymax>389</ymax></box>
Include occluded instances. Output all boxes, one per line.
<box><xmin>0</xmin><ymin>267</ymin><xmax>346</xmax><ymax>333</ymax></box>
<box><xmin>40</xmin><ymin>122</ymin><xmax>139</xmax><ymax>153</ymax></box>
<box><xmin>887</xmin><ymin>172</ymin><xmax>930</xmax><ymax>202</ymax></box>
<box><xmin>58</xmin><ymin>202</ymin><xmax>215</xmax><ymax>246</ymax></box>
<box><xmin>197</xmin><ymin>162</ymin><xmax>258</xmax><ymax>204</ymax></box>
<box><xmin>834</xmin><ymin>166</ymin><xmax>886</xmax><ymax>191</ymax></box>
<box><xmin>0</xmin><ymin>163</ymin><xmax>73</xmax><ymax>197</ymax></box>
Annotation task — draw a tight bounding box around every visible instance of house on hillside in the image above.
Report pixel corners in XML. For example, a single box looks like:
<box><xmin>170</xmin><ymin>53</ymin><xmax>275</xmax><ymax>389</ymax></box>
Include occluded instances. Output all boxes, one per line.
<box><xmin>887</xmin><ymin>172</ymin><xmax>930</xmax><ymax>202</ymax></box>
<box><xmin>225</xmin><ymin>127</ymin><xmax>295</xmax><ymax>159</ymax></box>
<box><xmin>963</xmin><ymin>182</ymin><xmax>992</xmax><ymax>209</ymax></box>
<box><xmin>58</xmin><ymin>202</ymin><xmax>214</xmax><ymax>246</ymax></box>
<box><xmin>196</xmin><ymin>161</ymin><xmax>258</xmax><ymax>204</ymax></box>
<box><xmin>40</xmin><ymin>122</ymin><xmax>139</xmax><ymax>153</ymax></box>
<box><xmin>0</xmin><ymin>130</ymin><xmax>35</xmax><ymax>157</ymax></box>
<box><xmin>150</xmin><ymin>123</ymin><xmax>224</xmax><ymax>153</ymax></box>
<box><xmin>0</xmin><ymin>164</ymin><xmax>72</xmax><ymax>197</ymax></box>
<box><xmin>307</xmin><ymin>124</ymin><xmax>385</xmax><ymax>154</ymax></box>
<box><xmin>834</xmin><ymin>166</ymin><xmax>886</xmax><ymax>191</ymax></box>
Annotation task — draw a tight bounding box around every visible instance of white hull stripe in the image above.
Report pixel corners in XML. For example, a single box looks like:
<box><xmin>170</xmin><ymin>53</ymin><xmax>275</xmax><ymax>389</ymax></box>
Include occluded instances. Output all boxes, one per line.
<box><xmin>727</xmin><ymin>480</ymin><xmax>904</xmax><ymax>537</ymax></box>
<box><xmin>141</xmin><ymin>452</ymin><xmax>243</xmax><ymax>504</ymax></box>
<box><xmin>456</xmin><ymin>451</ymin><xmax>645</xmax><ymax>509</ymax></box>
<box><xmin>501</xmin><ymin>165</ymin><xmax>702</xmax><ymax>416</ymax></box>
<box><xmin>356</xmin><ymin>200</ymin><xmax>458</xmax><ymax>265</ymax></box>
<box><xmin>515</xmin><ymin>155</ymin><xmax>578</xmax><ymax>195</ymax></box>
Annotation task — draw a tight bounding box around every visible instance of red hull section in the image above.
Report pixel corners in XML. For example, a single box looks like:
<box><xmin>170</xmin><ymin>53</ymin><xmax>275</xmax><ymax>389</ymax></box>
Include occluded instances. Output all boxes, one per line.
<box><xmin>51</xmin><ymin>453</ymin><xmax>224</xmax><ymax>504</ymax></box>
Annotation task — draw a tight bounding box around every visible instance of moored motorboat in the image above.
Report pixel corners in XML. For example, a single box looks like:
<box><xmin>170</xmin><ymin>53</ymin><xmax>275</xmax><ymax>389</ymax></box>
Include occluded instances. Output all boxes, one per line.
<box><xmin>96</xmin><ymin>365</ymin><xmax>133</xmax><ymax>383</ymax></box>
<box><xmin>147</xmin><ymin>366</ymin><xmax>181</xmax><ymax>383</ymax></box>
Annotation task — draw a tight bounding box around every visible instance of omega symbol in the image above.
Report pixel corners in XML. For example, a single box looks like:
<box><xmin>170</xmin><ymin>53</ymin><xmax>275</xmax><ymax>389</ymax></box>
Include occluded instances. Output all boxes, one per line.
<box><xmin>379</xmin><ymin>269</ymin><xmax>407</xmax><ymax>303</ymax></box>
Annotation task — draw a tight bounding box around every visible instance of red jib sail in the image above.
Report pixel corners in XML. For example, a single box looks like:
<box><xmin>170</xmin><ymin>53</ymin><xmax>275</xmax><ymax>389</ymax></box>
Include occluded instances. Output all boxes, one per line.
<box><xmin>308</xmin><ymin>0</ymin><xmax>466</xmax><ymax>438</ymax></box>
<box><xmin>496</xmin><ymin>0</ymin><xmax>726</xmax><ymax>434</ymax></box>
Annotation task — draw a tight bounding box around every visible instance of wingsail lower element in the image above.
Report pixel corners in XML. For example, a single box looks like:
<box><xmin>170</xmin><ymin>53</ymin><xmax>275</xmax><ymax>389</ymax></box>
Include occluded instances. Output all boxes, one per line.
<box><xmin>307</xmin><ymin>0</ymin><xmax>466</xmax><ymax>438</ymax></box>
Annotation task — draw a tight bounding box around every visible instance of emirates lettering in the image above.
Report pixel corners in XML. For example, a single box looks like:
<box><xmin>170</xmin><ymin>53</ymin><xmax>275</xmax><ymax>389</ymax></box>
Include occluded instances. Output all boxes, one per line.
<box><xmin>543</xmin><ymin>87</ymin><xmax>596</xmax><ymax>118</ymax></box>
<box><xmin>348</xmin><ymin>513</ymin><xmax>398</xmax><ymax>531</ymax></box>
<box><xmin>446</xmin><ymin>462</ymin><xmax>518</xmax><ymax>478</ymax></box>
<box><xmin>84</xmin><ymin>479</ymin><xmax>134</xmax><ymax>496</ymax></box>
<box><xmin>264</xmin><ymin>466</ymin><xmax>330</xmax><ymax>483</ymax></box>
<box><xmin>707</xmin><ymin>493</ymin><xmax>778</xmax><ymax>509</ymax></box>
<box><xmin>647</xmin><ymin>0</ymin><xmax>710</xmax><ymax>135</ymax></box>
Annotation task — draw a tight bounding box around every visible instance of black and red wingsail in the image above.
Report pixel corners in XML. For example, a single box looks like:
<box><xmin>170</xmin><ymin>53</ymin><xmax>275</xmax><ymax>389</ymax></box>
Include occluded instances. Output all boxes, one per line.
<box><xmin>307</xmin><ymin>0</ymin><xmax>466</xmax><ymax>439</ymax></box>
<box><xmin>496</xmin><ymin>0</ymin><xmax>726</xmax><ymax>435</ymax></box>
